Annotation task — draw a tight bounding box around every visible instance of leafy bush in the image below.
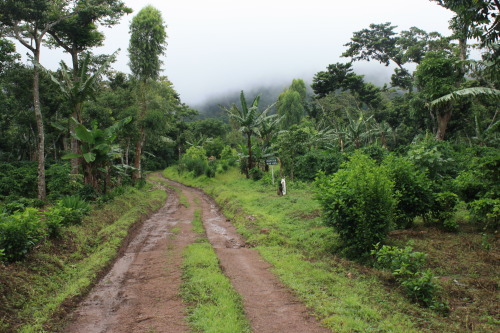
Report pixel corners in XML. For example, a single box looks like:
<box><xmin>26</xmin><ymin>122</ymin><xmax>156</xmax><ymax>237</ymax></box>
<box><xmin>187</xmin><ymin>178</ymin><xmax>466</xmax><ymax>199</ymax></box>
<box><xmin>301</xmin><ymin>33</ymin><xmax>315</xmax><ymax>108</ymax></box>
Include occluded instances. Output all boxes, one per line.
<box><xmin>453</xmin><ymin>149</ymin><xmax>499</xmax><ymax>202</ymax></box>
<box><xmin>43</xmin><ymin>206</ymin><xmax>66</xmax><ymax>238</ymax></box>
<box><xmin>315</xmin><ymin>153</ymin><xmax>397</xmax><ymax>258</ymax></box>
<box><xmin>372</xmin><ymin>244</ymin><xmax>446</xmax><ymax>310</ymax></box>
<box><xmin>0</xmin><ymin>208</ymin><xmax>45</xmax><ymax>262</ymax></box>
<box><xmin>205</xmin><ymin>161</ymin><xmax>217</xmax><ymax>178</ymax></box>
<box><xmin>294</xmin><ymin>149</ymin><xmax>345</xmax><ymax>181</ymax></box>
<box><xmin>248</xmin><ymin>167</ymin><xmax>264</xmax><ymax>181</ymax></box>
<box><xmin>220</xmin><ymin>146</ymin><xmax>238</xmax><ymax>166</ymax></box>
<box><xmin>426</xmin><ymin>192</ymin><xmax>459</xmax><ymax>231</ymax></box>
<box><xmin>400</xmin><ymin>270</ymin><xmax>443</xmax><ymax>309</ymax></box>
<box><xmin>57</xmin><ymin>195</ymin><xmax>91</xmax><ymax>225</ymax></box>
<box><xmin>1</xmin><ymin>197</ymin><xmax>45</xmax><ymax>214</ymax></box>
<box><xmin>183</xmin><ymin>158</ymin><xmax>209</xmax><ymax>177</ymax></box>
<box><xmin>406</xmin><ymin>136</ymin><xmax>456</xmax><ymax>186</ymax></box>
<box><xmin>0</xmin><ymin>162</ymin><xmax>38</xmax><ymax>199</ymax></box>
<box><xmin>78</xmin><ymin>184</ymin><xmax>98</xmax><ymax>201</ymax></box>
<box><xmin>469</xmin><ymin>198</ymin><xmax>500</xmax><ymax>231</ymax></box>
<box><xmin>383</xmin><ymin>155</ymin><xmax>434</xmax><ymax>229</ymax></box>
<box><xmin>360</xmin><ymin>144</ymin><xmax>389</xmax><ymax>164</ymax></box>
<box><xmin>184</xmin><ymin>146</ymin><xmax>208</xmax><ymax>161</ymax></box>
<box><xmin>46</xmin><ymin>163</ymin><xmax>83</xmax><ymax>201</ymax></box>
<box><xmin>179</xmin><ymin>146</ymin><xmax>210</xmax><ymax>177</ymax></box>
<box><xmin>372</xmin><ymin>244</ymin><xmax>427</xmax><ymax>274</ymax></box>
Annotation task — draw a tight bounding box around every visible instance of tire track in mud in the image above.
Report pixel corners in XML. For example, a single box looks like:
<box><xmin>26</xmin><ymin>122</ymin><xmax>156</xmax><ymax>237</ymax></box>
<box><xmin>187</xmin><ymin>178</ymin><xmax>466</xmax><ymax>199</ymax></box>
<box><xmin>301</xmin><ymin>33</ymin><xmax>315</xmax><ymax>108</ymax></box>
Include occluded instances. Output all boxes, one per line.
<box><xmin>170</xmin><ymin>179</ymin><xmax>330</xmax><ymax>333</ymax></box>
<box><xmin>66</xmin><ymin>175</ymin><xmax>329</xmax><ymax>332</ymax></box>
<box><xmin>65</xmin><ymin>176</ymin><xmax>197</xmax><ymax>333</ymax></box>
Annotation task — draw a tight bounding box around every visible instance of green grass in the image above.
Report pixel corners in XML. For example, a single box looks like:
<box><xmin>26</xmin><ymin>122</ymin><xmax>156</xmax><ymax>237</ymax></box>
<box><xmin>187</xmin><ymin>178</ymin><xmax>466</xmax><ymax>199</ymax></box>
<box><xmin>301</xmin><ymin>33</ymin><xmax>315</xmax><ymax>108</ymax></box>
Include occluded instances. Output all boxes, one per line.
<box><xmin>181</xmin><ymin>206</ymin><xmax>250</xmax><ymax>332</ymax></box>
<box><xmin>164</xmin><ymin>166</ymin><xmax>467</xmax><ymax>332</ymax></box>
<box><xmin>0</xmin><ymin>184</ymin><xmax>166</xmax><ymax>332</ymax></box>
<box><xmin>181</xmin><ymin>240</ymin><xmax>250</xmax><ymax>333</ymax></box>
<box><xmin>191</xmin><ymin>210</ymin><xmax>204</xmax><ymax>234</ymax></box>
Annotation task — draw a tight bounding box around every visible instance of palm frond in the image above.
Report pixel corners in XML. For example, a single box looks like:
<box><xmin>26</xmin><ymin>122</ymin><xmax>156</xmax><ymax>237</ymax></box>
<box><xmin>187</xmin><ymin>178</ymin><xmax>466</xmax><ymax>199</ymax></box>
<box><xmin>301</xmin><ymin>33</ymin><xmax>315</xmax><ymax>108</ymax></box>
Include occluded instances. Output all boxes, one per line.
<box><xmin>430</xmin><ymin>87</ymin><xmax>500</xmax><ymax>108</ymax></box>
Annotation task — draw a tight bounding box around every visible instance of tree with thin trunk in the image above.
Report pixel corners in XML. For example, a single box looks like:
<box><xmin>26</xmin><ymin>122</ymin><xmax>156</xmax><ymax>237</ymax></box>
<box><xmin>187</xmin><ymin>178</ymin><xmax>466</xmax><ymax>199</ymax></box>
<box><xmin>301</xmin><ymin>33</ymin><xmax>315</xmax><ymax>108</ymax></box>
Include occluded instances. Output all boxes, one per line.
<box><xmin>128</xmin><ymin>5</ymin><xmax>167</xmax><ymax>180</ymax></box>
<box><xmin>0</xmin><ymin>0</ymin><xmax>78</xmax><ymax>201</ymax></box>
<box><xmin>47</xmin><ymin>0</ymin><xmax>131</xmax><ymax>174</ymax></box>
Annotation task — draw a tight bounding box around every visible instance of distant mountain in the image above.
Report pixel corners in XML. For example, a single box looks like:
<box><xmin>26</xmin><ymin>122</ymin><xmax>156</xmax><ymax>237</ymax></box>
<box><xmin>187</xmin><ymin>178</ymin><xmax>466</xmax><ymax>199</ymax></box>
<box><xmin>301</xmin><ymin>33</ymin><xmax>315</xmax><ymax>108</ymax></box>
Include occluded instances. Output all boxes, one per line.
<box><xmin>192</xmin><ymin>84</ymin><xmax>289</xmax><ymax>121</ymax></box>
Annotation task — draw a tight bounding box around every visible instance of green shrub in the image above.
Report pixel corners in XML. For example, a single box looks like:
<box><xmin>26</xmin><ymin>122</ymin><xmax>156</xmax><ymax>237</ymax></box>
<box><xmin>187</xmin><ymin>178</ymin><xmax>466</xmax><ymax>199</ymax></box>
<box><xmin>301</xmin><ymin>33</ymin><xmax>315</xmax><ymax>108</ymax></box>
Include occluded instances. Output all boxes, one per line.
<box><xmin>220</xmin><ymin>146</ymin><xmax>238</xmax><ymax>166</ymax></box>
<box><xmin>315</xmin><ymin>153</ymin><xmax>397</xmax><ymax>258</ymax></box>
<box><xmin>1</xmin><ymin>197</ymin><xmax>44</xmax><ymax>214</ymax></box>
<box><xmin>78</xmin><ymin>184</ymin><xmax>98</xmax><ymax>201</ymax></box>
<box><xmin>43</xmin><ymin>206</ymin><xmax>66</xmax><ymax>238</ymax></box>
<box><xmin>59</xmin><ymin>195</ymin><xmax>91</xmax><ymax>213</ymax></box>
<box><xmin>294</xmin><ymin>149</ymin><xmax>345</xmax><ymax>181</ymax></box>
<box><xmin>46</xmin><ymin>163</ymin><xmax>83</xmax><ymax>201</ymax></box>
<box><xmin>248</xmin><ymin>167</ymin><xmax>264</xmax><ymax>181</ymax></box>
<box><xmin>383</xmin><ymin>155</ymin><xmax>434</xmax><ymax>229</ymax></box>
<box><xmin>205</xmin><ymin>162</ymin><xmax>216</xmax><ymax>178</ymax></box>
<box><xmin>0</xmin><ymin>162</ymin><xmax>38</xmax><ymax>199</ymax></box>
<box><xmin>184</xmin><ymin>158</ymin><xmax>209</xmax><ymax>177</ymax></box>
<box><xmin>0</xmin><ymin>208</ymin><xmax>45</xmax><ymax>262</ymax></box>
<box><xmin>425</xmin><ymin>192</ymin><xmax>459</xmax><ymax>231</ymax></box>
<box><xmin>372</xmin><ymin>244</ymin><xmax>427</xmax><ymax>274</ymax></box>
<box><xmin>372</xmin><ymin>244</ymin><xmax>446</xmax><ymax>310</ymax></box>
<box><xmin>57</xmin><ymin>195</ymin><xmax>91</xmax><ymax>225</ymax></box>
<box><xmin>184</xmin><ymin>146</ymin><xmax>208</xmax><ymax>161</ymax></box>
<box><xmin>360</xmin><ymin>144</ymin><xmax>389</xmax><ymax>164</ymax></box>
<box><xmin>400</xmin><ymin>270</ymin><xmax>443</xmax><ymax>309</ymax></box>
<box><xmin>406</xmin><ymin>137</ymin><xmax>456</xmax><ymax>185</ymax></box>
<box><xmin>469</xmin><ymin>198</ymin><xmax>500</xmax><ymax>231</ymax></box>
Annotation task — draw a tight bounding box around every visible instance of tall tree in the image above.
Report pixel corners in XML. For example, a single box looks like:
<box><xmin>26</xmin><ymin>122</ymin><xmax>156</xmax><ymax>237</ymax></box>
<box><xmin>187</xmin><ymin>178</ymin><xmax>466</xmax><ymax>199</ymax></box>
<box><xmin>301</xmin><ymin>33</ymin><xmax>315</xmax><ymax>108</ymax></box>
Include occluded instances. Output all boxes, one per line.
<box><xmin>415</xmin><ymin>51</ymin><xmax>463</xmax><ymax>140</ymax></box>
<box><xmin>224</xmin><ymin>91</ymin><xmax>273</xmax><ymax>178</ymax></box>
<box><xmin>342</xmin><ymin>23</ymin><xmax>449</xmax><ymax>92</ymax></box>
<box><xmin>0</xmin><ymin>0</ymin><xmax>78</xmax><ymax>200</ymax></box>
<box><xmin>47</xmin><ymin>0</ymin><xmax>131</xmax><ymax>174</ymax></box>
<box><xmin>277</xmin><ymin>78</ymin><xmax>307</xmax><ymax>129</ymax></box>
<box><xmin>312</xmin><ymin>62</ymin><xmax>382</xmax><ymax>109</ymax></box>
<box><xmin>128</xmin><ymin>5</ymin><xmax>167</xmax><ymax>179</ymax></box>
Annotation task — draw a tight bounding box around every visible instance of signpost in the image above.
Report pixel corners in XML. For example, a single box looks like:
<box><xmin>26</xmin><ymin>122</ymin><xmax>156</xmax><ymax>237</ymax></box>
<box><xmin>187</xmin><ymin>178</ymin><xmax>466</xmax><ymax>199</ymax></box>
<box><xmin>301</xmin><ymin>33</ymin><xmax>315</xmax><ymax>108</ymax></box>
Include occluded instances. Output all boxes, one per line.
<box><xmin>266</xmin><ymin>158</ymin><xmax>278</xmax><ymax>184</ymax></box>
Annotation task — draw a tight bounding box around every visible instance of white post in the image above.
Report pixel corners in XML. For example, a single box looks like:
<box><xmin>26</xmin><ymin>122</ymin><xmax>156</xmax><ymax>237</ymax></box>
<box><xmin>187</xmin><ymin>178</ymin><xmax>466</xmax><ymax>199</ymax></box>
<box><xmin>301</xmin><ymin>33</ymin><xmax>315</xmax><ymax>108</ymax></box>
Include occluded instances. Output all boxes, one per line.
<box><xmin>271</xmin><ymin>165</ymin><xmax>274</xmax><ymax>184</ymax></box>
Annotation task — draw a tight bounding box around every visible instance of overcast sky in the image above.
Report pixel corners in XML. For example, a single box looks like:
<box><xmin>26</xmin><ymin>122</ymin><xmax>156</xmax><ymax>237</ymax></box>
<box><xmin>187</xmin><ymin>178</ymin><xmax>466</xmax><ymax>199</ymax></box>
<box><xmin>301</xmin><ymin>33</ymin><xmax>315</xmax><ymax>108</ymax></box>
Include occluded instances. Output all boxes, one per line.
<box><xmin>36</xmin><ymin>0</ymin><xmax>454</xmax><ymax>106</ymax></box>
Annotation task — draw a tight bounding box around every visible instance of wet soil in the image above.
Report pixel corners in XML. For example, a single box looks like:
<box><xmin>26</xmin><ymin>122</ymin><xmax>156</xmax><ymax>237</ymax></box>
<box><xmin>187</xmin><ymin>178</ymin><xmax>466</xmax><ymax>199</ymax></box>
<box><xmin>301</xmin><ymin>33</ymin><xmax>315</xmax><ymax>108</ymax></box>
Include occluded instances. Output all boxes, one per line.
<box><xmin>65</xmin><ymin>175</ymin><xmax>329</xmax><ymax>332</ymax></box>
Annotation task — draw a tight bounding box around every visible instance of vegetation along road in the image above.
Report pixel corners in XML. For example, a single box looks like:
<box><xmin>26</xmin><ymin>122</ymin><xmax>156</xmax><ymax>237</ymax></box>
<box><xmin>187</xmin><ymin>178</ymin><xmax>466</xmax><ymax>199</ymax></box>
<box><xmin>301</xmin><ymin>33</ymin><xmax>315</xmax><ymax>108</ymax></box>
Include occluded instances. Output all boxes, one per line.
<box><xmin>66</xmin><ymin>173</ymin><xmax>328</xmax><ymax>332</ymax></box>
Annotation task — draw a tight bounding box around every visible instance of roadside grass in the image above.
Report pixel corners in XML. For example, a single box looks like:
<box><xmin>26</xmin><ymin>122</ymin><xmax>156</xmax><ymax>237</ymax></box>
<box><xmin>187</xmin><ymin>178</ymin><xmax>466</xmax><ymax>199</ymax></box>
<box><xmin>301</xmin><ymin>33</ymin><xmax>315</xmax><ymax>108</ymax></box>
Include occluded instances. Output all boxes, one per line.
<box><xmin>181</xmin><ymin>213</ymin><xmax>250</xmax><ymax>332</ymax></box>
<box><xmin>0</xmin><ymin>183</ymin><xmax>166</xmax><ymax>332</ymax></box>
<box><xmin>164</xmin><ymin>166</ymin><xmax>497</xmax><ymax>332</ymax></box>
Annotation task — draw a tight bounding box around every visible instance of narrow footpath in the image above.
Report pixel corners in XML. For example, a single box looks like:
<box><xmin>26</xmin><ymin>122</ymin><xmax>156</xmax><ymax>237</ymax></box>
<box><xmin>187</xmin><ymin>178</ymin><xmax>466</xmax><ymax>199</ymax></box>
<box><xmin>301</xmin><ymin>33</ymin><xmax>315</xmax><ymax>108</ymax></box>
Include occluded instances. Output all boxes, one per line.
<box><xmin>65</xmin><ymin>174</ymin><xmax>329</xmax><ymax>332</ymax></box>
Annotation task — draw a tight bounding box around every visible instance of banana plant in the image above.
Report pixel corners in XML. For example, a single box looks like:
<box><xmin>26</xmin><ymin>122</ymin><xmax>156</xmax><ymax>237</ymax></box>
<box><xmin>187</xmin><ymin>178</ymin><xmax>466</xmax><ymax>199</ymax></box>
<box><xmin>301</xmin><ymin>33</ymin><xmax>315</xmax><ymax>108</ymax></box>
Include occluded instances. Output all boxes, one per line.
<box><xmin>62</xmin><ymin>116</ymin><xmax>132</xmax><ymax>192</ymax></box>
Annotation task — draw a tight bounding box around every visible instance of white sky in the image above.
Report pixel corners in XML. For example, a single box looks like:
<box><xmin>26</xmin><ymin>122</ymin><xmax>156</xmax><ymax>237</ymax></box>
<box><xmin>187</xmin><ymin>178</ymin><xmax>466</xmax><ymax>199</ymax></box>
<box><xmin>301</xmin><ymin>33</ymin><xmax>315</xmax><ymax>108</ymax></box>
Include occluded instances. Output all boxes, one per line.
<box><xmin>33</xmin><ymin>0</ymin><xmax>454</xmax><ymax>106</ymax></box>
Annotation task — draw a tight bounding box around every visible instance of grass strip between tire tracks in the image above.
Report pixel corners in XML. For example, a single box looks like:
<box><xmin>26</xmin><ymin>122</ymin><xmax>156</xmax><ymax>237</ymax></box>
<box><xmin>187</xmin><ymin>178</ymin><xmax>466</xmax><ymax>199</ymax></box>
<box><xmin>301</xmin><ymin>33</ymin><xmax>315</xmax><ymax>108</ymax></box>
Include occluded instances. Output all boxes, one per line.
<box><xmin>180</xmin><ymin>211</ymin><xmax>250</xmax><ymax>333</ymax></box>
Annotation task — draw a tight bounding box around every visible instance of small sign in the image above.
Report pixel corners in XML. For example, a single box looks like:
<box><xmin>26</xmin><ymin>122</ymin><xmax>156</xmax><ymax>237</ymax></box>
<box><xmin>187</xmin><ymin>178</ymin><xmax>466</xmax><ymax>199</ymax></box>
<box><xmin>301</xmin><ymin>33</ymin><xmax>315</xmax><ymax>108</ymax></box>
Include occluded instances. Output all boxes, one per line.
<box><xmin>266</xmin><ymin>158</ymin><xmax>278</xmax><ymax>165</ymax></box>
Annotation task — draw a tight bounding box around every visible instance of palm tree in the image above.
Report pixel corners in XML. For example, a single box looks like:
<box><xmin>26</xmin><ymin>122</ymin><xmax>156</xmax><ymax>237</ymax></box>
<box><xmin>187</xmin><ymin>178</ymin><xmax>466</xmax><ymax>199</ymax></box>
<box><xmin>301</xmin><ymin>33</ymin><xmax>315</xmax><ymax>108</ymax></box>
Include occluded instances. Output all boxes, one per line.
<box><xmin>224</xmin><ymin>91</ymin><xmax>274</xmax><ymax>178</ymax></box>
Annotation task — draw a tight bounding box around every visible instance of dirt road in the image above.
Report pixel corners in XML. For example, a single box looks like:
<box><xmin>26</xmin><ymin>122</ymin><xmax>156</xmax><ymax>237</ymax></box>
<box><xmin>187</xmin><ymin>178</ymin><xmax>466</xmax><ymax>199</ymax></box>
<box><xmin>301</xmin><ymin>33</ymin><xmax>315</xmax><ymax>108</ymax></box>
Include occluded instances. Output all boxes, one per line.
<box><xmin>65</xmin><ymin>175</ymin><xmax>329</xmax><ymax>332</ymax></box>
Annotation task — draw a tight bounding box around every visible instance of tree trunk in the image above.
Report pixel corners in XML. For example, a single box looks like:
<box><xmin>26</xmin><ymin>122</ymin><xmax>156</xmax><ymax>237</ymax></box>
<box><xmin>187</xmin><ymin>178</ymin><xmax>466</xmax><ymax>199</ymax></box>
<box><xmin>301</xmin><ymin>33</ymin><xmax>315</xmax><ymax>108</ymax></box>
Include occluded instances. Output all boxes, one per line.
<box><xmin>70</xmin><ymin>51</ymin><xmax>81</xmax><ymax>175</ymax></box>
<box><xmin>33</xmin><ymin>47</ymin><xmax>46</xmax><ymax>201</ymax></box>
<box><xmin>133</xmin><ymin>126</ymin><xmax>146</xmax><ymax>180</ymax></box>
<box><xmin>246</xmin><ymin>132</ymin><xmax>252</xmax><ymax>178</ymax></box>
<box><xmin>436</xmin><ymin>109</ymin><xmax>453</xmax><ymax>141</ymax></box>
<box><xmin>125</xmin><ymin>139</ymin><xmax>130</xmax><ymax>166</ymax></box>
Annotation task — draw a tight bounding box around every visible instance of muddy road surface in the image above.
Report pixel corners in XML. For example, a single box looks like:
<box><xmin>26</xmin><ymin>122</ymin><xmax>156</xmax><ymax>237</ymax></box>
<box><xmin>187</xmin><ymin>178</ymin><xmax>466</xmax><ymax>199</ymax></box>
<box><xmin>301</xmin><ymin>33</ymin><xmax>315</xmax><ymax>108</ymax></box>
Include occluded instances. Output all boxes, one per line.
<box><xmin>65</xmin><ymin>174</ymin><xmax>329</xmax><ymax>333</ymax></box>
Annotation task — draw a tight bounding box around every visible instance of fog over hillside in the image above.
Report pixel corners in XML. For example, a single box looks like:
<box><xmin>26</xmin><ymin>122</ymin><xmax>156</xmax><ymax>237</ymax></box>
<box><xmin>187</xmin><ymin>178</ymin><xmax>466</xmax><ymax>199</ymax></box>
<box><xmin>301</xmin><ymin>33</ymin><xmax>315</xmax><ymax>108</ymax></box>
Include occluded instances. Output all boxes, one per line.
<box><xmin>193</xmin><ymin>63</ymin><xmax>395</xmax><ymax>118</ymax></box>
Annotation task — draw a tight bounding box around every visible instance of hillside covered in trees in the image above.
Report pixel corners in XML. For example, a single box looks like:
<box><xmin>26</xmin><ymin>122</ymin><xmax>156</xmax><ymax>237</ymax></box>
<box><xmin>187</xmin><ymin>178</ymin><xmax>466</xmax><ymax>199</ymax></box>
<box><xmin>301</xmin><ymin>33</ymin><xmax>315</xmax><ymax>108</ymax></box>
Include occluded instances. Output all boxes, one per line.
<box><xmin>0</xmin><ymin>0</ymin><xmax>499</xmax><ymax>332</ymax></box>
